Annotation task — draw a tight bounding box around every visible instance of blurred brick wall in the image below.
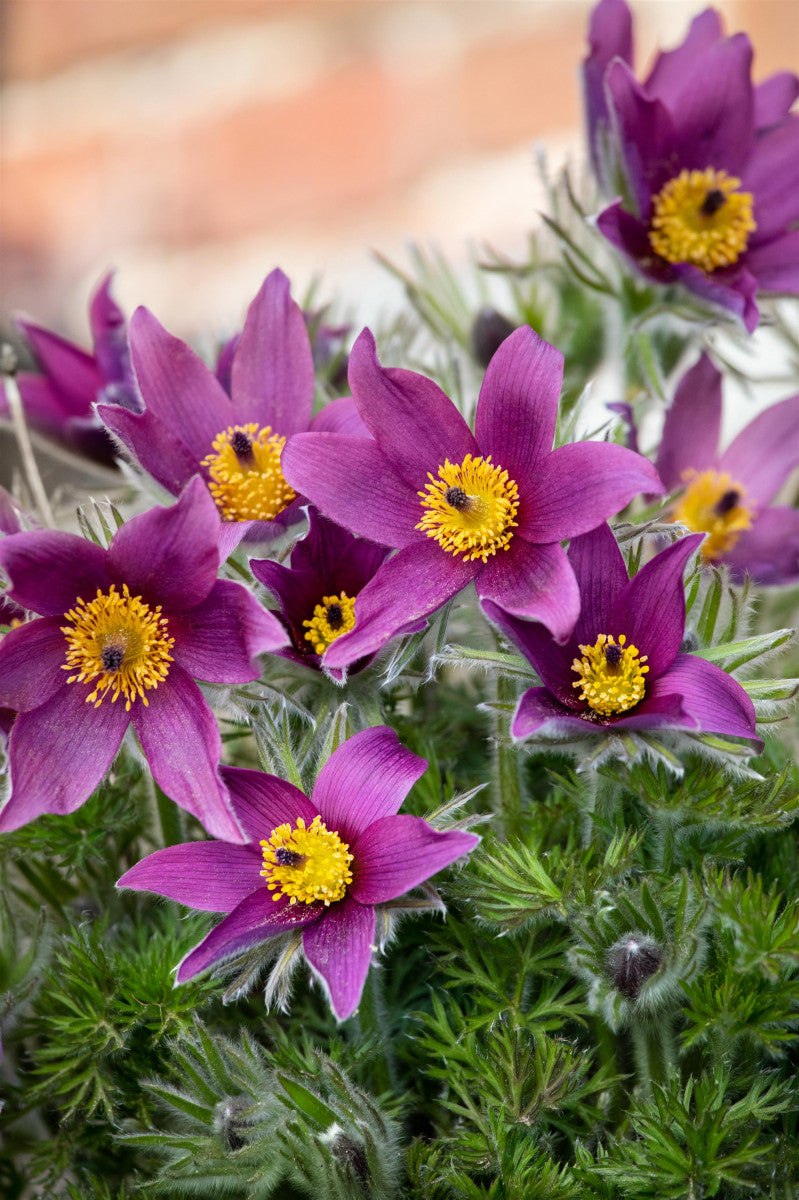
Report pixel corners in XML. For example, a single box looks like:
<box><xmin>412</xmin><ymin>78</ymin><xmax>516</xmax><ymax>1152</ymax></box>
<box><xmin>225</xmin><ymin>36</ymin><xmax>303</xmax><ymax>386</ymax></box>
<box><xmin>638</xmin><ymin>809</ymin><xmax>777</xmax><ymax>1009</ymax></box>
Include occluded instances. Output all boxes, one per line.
<box><xmin>1</xmin><ymin>0</ymin><xmax>796</xmax><ymax>339</ymax></box>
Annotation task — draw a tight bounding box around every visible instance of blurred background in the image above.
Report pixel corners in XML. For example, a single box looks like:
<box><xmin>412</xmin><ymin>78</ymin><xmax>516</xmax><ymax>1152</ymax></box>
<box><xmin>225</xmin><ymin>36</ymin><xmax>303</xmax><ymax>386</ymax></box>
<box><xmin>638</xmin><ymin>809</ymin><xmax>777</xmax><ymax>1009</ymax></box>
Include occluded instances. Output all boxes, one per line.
<box><xmin>1</xmin><ymin>0</ymin><xmax>797</xmax><ymax>343</ymax></box>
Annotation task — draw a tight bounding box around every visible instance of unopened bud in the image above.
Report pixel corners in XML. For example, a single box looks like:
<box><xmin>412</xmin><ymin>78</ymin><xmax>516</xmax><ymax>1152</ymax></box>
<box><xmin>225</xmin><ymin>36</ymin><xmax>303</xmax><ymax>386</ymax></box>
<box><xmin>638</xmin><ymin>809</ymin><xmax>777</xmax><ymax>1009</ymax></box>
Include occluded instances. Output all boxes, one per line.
<box><xmin>606</xmin><ymin>932</ymin><xmax>663</xmax><ymax>1000</ymax></box>
<box><xmin>471</xmin><ymin>307</ymin><xmax>517</xmax><ymax>368</ymax></box>
<box><xmin>0</xmin><ymin>343</ymin><xmax>19</xmax><ymax>377</ymax></box>
<box><xmin>331</xmin><ymin>1132</ymin><xmax>370</xmax><ymax>1188</ymax></box>
<box><xmin>214</xmin><ymin>1096</ymin><xmax>251</xmax><ymax>1151</ymax></box>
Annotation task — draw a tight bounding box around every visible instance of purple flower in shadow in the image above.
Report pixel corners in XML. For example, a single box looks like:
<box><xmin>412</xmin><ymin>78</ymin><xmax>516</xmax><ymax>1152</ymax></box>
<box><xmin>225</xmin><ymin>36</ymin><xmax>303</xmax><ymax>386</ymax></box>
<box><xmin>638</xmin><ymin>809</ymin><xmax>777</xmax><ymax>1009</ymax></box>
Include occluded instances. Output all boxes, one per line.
<box><xmin>117</xmin><ymin>727</ymin><xmax>479</xmax><ymax>1020</ymax></box>
<box><xmin>658</xmin><ymin>352</ymin><xmax>799</xmax><ymax>584</ymax></box>
<box><xmin>98</xmin><ymin>269</ymin><xmax>366</xmax><ymax>548</ymax></box>
<box><xmin>282</xmin><ymin>327</ymin><xmax>662</xmax><ymax>668</ymax></box>
<box><xmin>583</xmin><ymin>0</ymin><xmax>799</xmax><ymax>330</ymax></box>
<box><xmin>5</xmin><ymin>273</ymin><xmax>139</xmax><ymax>466</ymax></box>
<box><xmin>483</xmin><ymin>522</ymin><xmax>761</xmax><ymax>747</ymax></box>
<box><xmin>0</xmin><ymin>478</ymin><xmax>288</xmax><ymax>838</ymax></box>
<box><xmin>251</xmin><ymin>507</ymin><xmax>396</xmax><ymax>676</ymax></box>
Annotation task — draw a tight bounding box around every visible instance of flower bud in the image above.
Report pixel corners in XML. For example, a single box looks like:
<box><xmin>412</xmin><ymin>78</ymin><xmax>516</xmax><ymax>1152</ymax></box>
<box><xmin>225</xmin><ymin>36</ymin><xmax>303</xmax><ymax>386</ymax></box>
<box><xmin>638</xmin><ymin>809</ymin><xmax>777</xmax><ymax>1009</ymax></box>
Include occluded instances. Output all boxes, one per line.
<box><xmin>470</xmin><ymin>307</ymin><xmax>517</xmax><ymax>368</ymax></box>
<box><xmin>606</xmin><ymin>931</ymin><xmax>663</xmax><ymax>1000</ymax></box>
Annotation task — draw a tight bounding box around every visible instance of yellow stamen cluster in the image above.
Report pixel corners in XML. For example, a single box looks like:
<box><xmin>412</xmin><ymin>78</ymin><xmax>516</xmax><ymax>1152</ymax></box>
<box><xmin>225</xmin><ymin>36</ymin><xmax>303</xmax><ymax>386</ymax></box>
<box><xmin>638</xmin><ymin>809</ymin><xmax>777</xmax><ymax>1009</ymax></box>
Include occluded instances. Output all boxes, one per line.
<box><xmin>61</xmin><ymin>584</ymin><xmax>174</xmax><ymax>710</ymax></box>
<box><xmin>201</xmin><ymin>423</ymin><xmax>296</xmax><ymax>523</ymax></box>
<box><xmin>417</xmin><ymin>454</ymin><xmax>519</xmax><ymax>563</ymax></box>
<box><xmin>261</xmin><ymin>815</ymin><xmax>353</xmax><ymax>906</ymax></box>
<box><xmin>649</xmin><ymin>168</ymin><xmax>756</xmax><ymax>273</ymax></box>
<box><xmin>303</xmin><ymin>591</ymin><xmax>356</xmax><ymax>655</ymax></box>
<box><xmin>671</xmin><ymin>469</ymin><xmax>753</xmax><ymax>558</ymax></box>
<box><xmin>572</xmin><ymin>634</ymin><xmax>648</xmax><ymax>717</ymax></box>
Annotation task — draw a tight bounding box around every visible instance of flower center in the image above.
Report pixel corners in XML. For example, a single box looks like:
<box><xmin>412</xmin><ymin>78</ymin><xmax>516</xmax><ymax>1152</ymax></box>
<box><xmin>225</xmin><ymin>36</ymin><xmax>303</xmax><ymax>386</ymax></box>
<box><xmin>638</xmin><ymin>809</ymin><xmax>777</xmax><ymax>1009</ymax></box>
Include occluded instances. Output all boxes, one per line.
<box><xmin>302</xmin><ymin>591</ymin><xmax>357</xmax><ymax>655</ymax></box>
<box><xmin>572</xmin><ymin>634</ymin><xmax>648</xmax><ymax>717</ymax></box>
<box><xmin>649</xmin><ymin>168</ymin><xmax>756</xmax><ymax>273</ymax></box>
<box><xmin>260</xmin><ymin>815</ymin><xmax>353</xmax><ymax>905</ymax></box>
<box><xmin>417</xmin><ymin>454</ymin><xmax>519</xmax><ymax>563</ymax></box>
<box><xmin>61</xmin><ymin>584</ymin><xmax>174</xmax><ymax>710</ymax></box>
<box><xmin>671</xmin><ymin>469</ymin><xmax>753</xmax><ymax>558</ymax></box>
<box><xmin>200</xmin><ymin>423</ymin><xmax>296</xmax><ymax>523</ymax></box>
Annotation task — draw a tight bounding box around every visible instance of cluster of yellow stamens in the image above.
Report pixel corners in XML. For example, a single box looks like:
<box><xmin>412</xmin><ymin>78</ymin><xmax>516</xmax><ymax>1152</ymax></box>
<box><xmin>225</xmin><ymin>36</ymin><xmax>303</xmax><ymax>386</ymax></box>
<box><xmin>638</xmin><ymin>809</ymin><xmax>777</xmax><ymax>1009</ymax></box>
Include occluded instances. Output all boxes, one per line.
<box><xmin>303</xmin><ymin>592</ymin><xmax>357</xmax><ymax>655</ymax></box>
<box><xmin>201</xmin><ymin>423</ymin><xmax>296</xmax><ymax>523</ymax></box>
<box><xmin>417</xmin><ymin>454</ymin><xmax>519</xmax><ymax>563</ymax></box>
<box><xmin>671</xmin><ymin>469</ymin><xmax>753</xmax><ymax>558</ymax></box>
<box><xmin>260</xmin><ymin>815</ymin><xmax>353</xmax><ymax>906</ymax></box>
<box><xmin>61</xmin><ymin>584</ymin><xmax>174</xmax><ymax>710</ymax></box>
<box><xmin>572</xmin><ymin>634</ymin><xmax>648</xmax><ymax>717</ymax></box>
<box><xmin>649</xmin><ymin>168</ymin><xmax>756</xmax><ymax>273</ymax></box>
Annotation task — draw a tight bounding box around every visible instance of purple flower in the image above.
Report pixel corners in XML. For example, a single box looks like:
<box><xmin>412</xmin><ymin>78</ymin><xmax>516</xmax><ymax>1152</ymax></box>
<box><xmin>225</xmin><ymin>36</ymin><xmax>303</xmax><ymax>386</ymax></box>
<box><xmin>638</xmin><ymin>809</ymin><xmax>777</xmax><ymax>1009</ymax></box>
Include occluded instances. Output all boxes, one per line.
<box><xmin>281</xmin><ymin>327</ymin><xmax>663</xmax><ymax>667</ymax></box>
<box><xmin>251</xmin><ymin>507</ymin><xmax>394</xmax><ymax>675</ymax></box>
<box><xmin>5</xmin><ymin>273</ymin><xmax>139</xmax><ymax>465</ymax></box>
<box><xmin>117</xmin><ymin>727</ymin><xmax>479</xmax><ymax>1020</ymax></box>
<box><xmin>483</xmin><ymin>522</ymin><xmax>761</xmax><ymax>746</ymax></box>
<box><xmin>0</xmin><ymin>478</ymin><xmax>288</xmax><ymax>838</ymax></box>
<box><xmin>584</xmin><ymin>0</ymin><xmax>799</xmax><ymax>330</ymax></box>
<box><xmin>98</xmin><ymin>269</ymin><xmax>366</xmax><ymax>543</ymax></box>
<box><xmin>658</xmin><ymin>353</ymin><xmax>799</xmax><ymax>585</ymax></box>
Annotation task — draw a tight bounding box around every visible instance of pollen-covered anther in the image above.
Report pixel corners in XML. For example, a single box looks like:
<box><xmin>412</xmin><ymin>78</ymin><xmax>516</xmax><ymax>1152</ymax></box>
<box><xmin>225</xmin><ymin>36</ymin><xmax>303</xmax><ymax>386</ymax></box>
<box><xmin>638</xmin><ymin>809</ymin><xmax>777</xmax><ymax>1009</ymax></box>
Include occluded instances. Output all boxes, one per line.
<box><xmin>649</xmin><ymin>167</ymin><xmax>756</xmax><ymax>273</ymax></box>
<box><xmin>417</xmin><ymin>454</ymin><xmax>519</xmax><ymax>562</ymax></box>
<box><xmin>61</xmin><ymin>584</ymin><xmax>174</xmax><ymax>710</ymax></box>
<box><xmin>260</xmin><ymin>815</ymin><xmax>353</xmax><ymax>905</ymax></box>
<box><xmin>201</xmin><ymin>422</ymin><xmax>296</xmax><ymax>522</ymax></box>
<box><xmin>303</xmin><ymin>591</ymin><xmax>357</xmax><ymax>655</ymax></box>
<box><xmin>671</xmin><ymin>469</ymin><xmax>753</xmax><ymax>558</ymax></box>
<box><xmin>572</xmin><ymin>633</ymin><xmax>648</xmax><ymax>717</ymax></box>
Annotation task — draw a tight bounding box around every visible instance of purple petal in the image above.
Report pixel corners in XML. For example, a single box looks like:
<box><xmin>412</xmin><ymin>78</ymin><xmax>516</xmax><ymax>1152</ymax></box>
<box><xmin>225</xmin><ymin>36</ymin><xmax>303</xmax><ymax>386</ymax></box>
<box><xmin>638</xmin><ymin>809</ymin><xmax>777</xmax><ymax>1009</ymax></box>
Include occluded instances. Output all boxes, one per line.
<box><xmin>309</xmin><ymin>396</ymin><xmax>370</xmax><ymax>438</ymax></box>
<box><xmin>282</xmin><ymin>433</ymin><xmax>421</xmax><ymax>549</ymax></box>
<box><xmin>722</xmin><ymin>506</ymin><xmax>799</xmax><ymax>585</ymax></box>
<box><xmin>230</xmin><ymin>269</ymin><xmax>314</xmax><ymax>436</ymax></box>
<box><xmin>665</xmin><ymin>34</ymin><xmax>755</xmax><ymax>174</ymax></box>
<box><xmin>720</xmin><ymin>393</ymin><xmax>799</xmax><ymax>506</ymax></box>
<box><xmin>302</xmin><ymin>895</ymin><xmax>375</xmax><ymax>1020</ymax></box>
<box><xmin>610</xmin><ymin>533</ymin><xmax>703</xmax><ymax>678</ymax></box>
<box><xmin>644</xmin><ymin>9</ymin><xmax>724</xmax><ymax>105</ymax></box>
<box><xmin>322</xmin><ymin>540</ymin><xmax>475</xmax><ymax>669</ymax></box>
<box><xmin>0</xmin><ymin>487</ymin><xmax>24</xmax><ymax>535</ymax></box>
<box><xmin>132</xmin><ymin>665</ymin><xmax>244</xmax><ymax>843</ymax></box>
<box><xmin>347</xmin><ymin>329</ymin><xmax>478</xmax><ymax>489</ymax></box>
<box><xmin>754</xmin><ymin>73</ymin><xmax>799</xmax><ymax>128</ymax></box>
<box><xmin>0</xmin><ymin>531</ymin><xmax>108</xmax><ymax>616</ymax></box>
<box><xmin>474</xmin><ymin>326</ymin><xmax>563</xmax><ymax>484</ymax></box>
<box><xmin>608</xmin><ymin>691</ymin><xmax>693</xmax><ymax>731</ymax></box>
<box><xmin>117</xmin><ymin>842</ymin><xmax>263</xmax><ymax>912</ymax></box>
<box><xmin>568</xmin><ymin>522</ymin><xmax>629</xmax><ymax>647</ymax></box>
<box><xmin>582</xmin><ymin>0</ymin><xmax>633</xmax><ymax>179</ymax></box>
<box><xmin>0</xmin><ymin>617</ymin><xmax>67</xmax><ymax>711</ymax></box>
<box><xmin>522</xmin><ymin>442</ymin><xmax>663</xmax><ymax>543</ymax></box>
<box><xmin>596</xmin><ymin>202</ymin><xmax>674</xmax><ymax>282</ymax></box>
<box><xmin>476</xmin><ymin>538</ymin><xmax>579</xmax><ymax>643</ymax></box>
<box><xmin>176</xmin><ymin>890</ymin><xmax>323</xmax><ymax>983</ymax></box>
<box><xmin>656</xmin><ymin>353</ymin><xmax>722</xmax><ymax>489</ymax></box>
<box><xmin>16</xmin><ymin>319</ymin><xmax>102</xmax><ymax>413</ymax></box>
<box><xmin>648</xmin><ymin>654</ymin><xmax>761</xmax><ymax>745</ymax></box>
<box><xmin>222</xmin><ymin>765</ymin><xmax>317</xmax><ymax>843</ymax></box>
<box><xmin>171</xmin><ymin>578</ymin><xmax>287</xmax><ymax>683</ymax></box>
<box><xmin>312</xmin><ymin>726</ymin><xmax>428</xmax><ymax>842</ymax></box>
<box><xmin>350</xmin><ymin>815</ymin><xmax>478</xmax><ymax>904</ymax></box>
<box><xmin>97</xmin><ymin>402</ymin><xmax>200</xmax><ymax>495</ymax></box>
<box><xmin>605</xmin><ymin>61</ymin><xmax>676</xmax><ymax>212</ymax></box>
<box><xmin>128</xmin><ymin>306</ymin><xmax>236</xmax><ymax>461</ymax></box>
<box><xmin>512</xmin><ymin>688</ymin><xmax>596</xmax><ymax>739</ymax></box>
<box><xmin>0</xmin><ymin>684</ymin><xmax>128</xmax><ymax>832</ymax></box>
<box><xmin>671</xmin><ymin>261</ymin><xmax>760</xmax><ymax>332</ymax></box>
<box><xmin>743</xmin><ymin>231</ymin><xmax>799</xmax><ymax>296</ymax></box>
<box><xmin>743</xmin><ymin>119</ymin><xmax>799</xmax><ymax>242</ymax></box>
<box><xmin>107</xmin><ymin>477</ymin><xmax>219</xmax><ymax>611</ymax></box>
<box><xmin>89</xmin><ymin>271</ymin><xmax>133</xmax><ymax>395</ymax></box>
<box><xmin>480</xmin><ymin>599</ymin><xmax>576</xmax><ymax>707</ymax></box>
<box><xmin>288</xmin><ymin>506</ymin><xmax>358</xmax><ymax>577</ymax></box>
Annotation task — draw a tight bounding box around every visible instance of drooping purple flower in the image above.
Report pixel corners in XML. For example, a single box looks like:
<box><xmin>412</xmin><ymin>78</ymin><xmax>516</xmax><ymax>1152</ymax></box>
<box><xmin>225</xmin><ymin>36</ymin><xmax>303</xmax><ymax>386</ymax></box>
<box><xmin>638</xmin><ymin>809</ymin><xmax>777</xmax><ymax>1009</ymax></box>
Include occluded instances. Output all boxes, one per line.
<box><xmin>4</xmin><ymin>273</ymin><xmax>140</xmax><ymax>465</ymax></box>
<box><xmin>117</xmin><ymin>727</ymin><xmax>478</xmax><ymax>1020</ymax></box>
<box><xmin>251</xmin><ymin>507</ymin><xmax>396</xmax><ymax>676</ymax></box>
<box><xmin>281</xmin><ymin>326</ymin><xmax>663</xmax><ymax>668</ymax></box>
<box><xmin>584</xmin><ymin>0</ymin><xmax>799</xmax><ymax>331</ymax></box>
<box><xmin>658</xmin><ymin>352</ymin><xmax>799</xmax><ymax>585</ymax></box>
<box><xmin>483</xmin><ymin>522</ymin><xmax>761</xmax><ymax>746</ymax></box>
<box><xmin>98</xmin><ymin>269</ymin><xmax>366</xmax><ymax>543</ymax></box>
<box><xmin>0</xmin><ymin>477</ymin><xmax>288</xmax><ymax>838</ymax></box>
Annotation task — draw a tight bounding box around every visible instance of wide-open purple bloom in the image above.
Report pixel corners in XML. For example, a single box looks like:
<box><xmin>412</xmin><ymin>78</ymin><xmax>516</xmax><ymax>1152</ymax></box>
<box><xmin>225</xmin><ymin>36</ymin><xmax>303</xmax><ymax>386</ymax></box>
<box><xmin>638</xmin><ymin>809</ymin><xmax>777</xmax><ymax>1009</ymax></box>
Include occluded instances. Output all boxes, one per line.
<box><xmin>251</xmin><ymin>507</ymin><xmax>396</xmax><ymax>676</ymax></box>
<box><xmin>483</xmin><ymin>523</ymin><xmax>760</xmax><ymax>746</ymax></box>
<box><xmin>4</xmin><ymin>273</ymin><xmax>139</xmax><ymax>465</ymax></box>
<box><xmin>584</xmin><ymin>0</ymin><xmax>799</xmax><ymax>330</ymax></box>
<box><xmin>98</xmin><ymin>269</ymin><xmax>365</xmax><ymax>544</ymax></box>
<box><xmin>0</xmin><ymin>478</ymin><xmax>288</xmax><ymax>838</ymax></box>
<box><xmin>117</xmin><ymin>727</ymin><xmax>478</xmax><ymax>1020</ymax></box>
<box><xmin>282</xmin><ymin>327</ymin><xmax>662</xmax><ymax>667</ymax></box>
<box><xmin>657</xmin><ymin>353</ymin><xmax>799</xmax><ymax>584</ymax></box>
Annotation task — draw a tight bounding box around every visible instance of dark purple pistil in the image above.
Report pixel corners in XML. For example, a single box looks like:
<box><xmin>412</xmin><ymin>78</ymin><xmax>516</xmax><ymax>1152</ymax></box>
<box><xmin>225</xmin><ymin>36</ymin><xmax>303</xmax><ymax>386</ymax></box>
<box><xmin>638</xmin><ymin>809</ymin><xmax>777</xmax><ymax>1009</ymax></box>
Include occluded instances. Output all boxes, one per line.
<box><xmin>326</xmin><ymin>603</ymin><xmax>344</xmax><ymax>630</ymax></box>
<box><xmin>445</xmin><ymin>486</ymin><xmax>469</xmax><ymax>510</ymax></box>
<box><xmin>101</xmin><ymin>645</ymin><xmax>125</xmax><ymax>672</ymax></box>
<box><xmin>604</xmin><ymin>642</ymin><xmax>623</xmax><ymax>667</ymax></box>
<box><xmin>714</xmin><ymin>489</ymin><xmax>740</xmax><ymax>516</ymax></box>
<box><xmin>275</xmin><ymin>847</ymin><xmax>305</xmax><ymax>867</ymax></box>
<box><xmin>231</xmin><ymin>430</ymin><xmax>254</xmax><ymax>462</ymax></box>
<box><xmin>701</xmin><ymin>188</ymin><xmax>726</xmax><ymax>217</ymax></box>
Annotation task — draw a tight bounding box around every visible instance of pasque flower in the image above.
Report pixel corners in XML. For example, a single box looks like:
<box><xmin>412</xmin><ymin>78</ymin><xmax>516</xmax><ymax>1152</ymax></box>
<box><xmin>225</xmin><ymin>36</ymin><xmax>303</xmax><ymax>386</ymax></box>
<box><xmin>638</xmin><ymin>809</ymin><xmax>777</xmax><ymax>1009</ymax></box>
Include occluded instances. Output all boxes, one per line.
<box><xmin>282</xmin><ymin>327</ymin><xmax>662</xmax><ymax>667</ymax></box>
<box><xmin>483</xmin><ymin>522</ymin><xmax>760</xmax><ymax>745</ymax></box>
<box><xmin>0</xmin><ymin>478</ymin><xmax>288</xmax><ymax>837</ymax></box>
<box><xmin>658</xmin><ymin>353</ymin><xmax>799</xmax><ymax>584</ymax></box>
<box><xmin>584</xmin><ymin>0</ymin><xmax>799</xmax><ymax>330</ymax></box>
<box><xmin>117</xmin><ymin>727</ymin><xmax>479</xmax><ymax>1020</ymax></box>
<box><xmin>98</xmin><ymin>269</ymin><xmax>366</xmax><ymax>543</ymax></box>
